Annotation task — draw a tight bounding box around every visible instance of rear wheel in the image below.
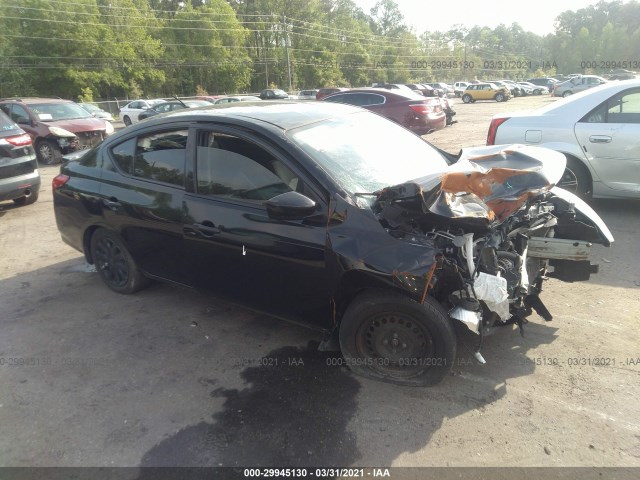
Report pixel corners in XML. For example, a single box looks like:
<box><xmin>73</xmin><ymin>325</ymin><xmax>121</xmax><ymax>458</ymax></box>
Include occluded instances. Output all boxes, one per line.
<box><xmin>90</xmin><ymin>229</ymin><xmax>149</xmax><ymax>294</ymax></box>
<box><xmin>36</xmin><ymin>139</ymin><xmax>62</xmax><ymax>165</ymax></box>
<box><xmin>558</xmin><ymin>157</ymin><xmax>591</xmax><ymax>199</ymax></box>
<box><xmin>339</xmin><ymin>291</ymin><xmax>456</xmax><ymax>386</ymax></box>
<box><xmin>462</xmin><ymin>94</ymin><xmax>472</xmax><ymax>104</ymax></box>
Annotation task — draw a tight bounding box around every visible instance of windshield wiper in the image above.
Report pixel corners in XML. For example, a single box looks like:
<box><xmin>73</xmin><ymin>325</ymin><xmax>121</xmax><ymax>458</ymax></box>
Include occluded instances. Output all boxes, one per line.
<box><xmin>353</xmin><ymin>191</ymin><xmax>380</xmax><ymax>197</ymax></box>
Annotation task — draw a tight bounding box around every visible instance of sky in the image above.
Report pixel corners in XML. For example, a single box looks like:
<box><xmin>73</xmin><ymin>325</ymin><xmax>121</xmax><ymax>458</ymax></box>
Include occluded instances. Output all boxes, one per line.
<box><xmin>353</xmin><ymin>0</ymin><xmax>622</xmax><ymax>36</ymax></box>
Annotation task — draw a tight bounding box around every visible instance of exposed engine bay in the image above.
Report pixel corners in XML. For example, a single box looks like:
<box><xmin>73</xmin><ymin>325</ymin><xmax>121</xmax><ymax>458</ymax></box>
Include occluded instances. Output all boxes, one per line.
<box><xmin>372</xmin><ymin>145</ymin><xmax>614</xmax><ymax>359</ymax></box>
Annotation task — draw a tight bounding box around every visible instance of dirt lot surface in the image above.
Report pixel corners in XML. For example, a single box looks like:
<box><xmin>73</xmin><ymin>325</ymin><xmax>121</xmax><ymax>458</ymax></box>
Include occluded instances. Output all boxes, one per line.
<box><xmin>1</xmin><ymin>95</ymin><xmax>639</xmax><ymax>472</ymax></box>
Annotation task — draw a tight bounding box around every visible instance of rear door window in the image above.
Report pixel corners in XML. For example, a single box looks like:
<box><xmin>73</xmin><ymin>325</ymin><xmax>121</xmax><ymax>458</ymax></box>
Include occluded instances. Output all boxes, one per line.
<box><xmin>109</xmin><ymin>130</ymin><xmax>188</xmax><ymax>187</ymax></box>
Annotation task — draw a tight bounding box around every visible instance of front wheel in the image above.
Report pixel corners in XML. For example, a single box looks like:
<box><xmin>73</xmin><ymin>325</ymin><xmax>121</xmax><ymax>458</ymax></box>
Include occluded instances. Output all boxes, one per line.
<box><xmin>462</xmin><ymin>94</ymin><xmax>472</xmax><ymax>104</ymax></box>
<box><xmin>495</xmin><ymin>93</ymin><xmax>505</xmax><ymax>102</ymax></box>
<box><xmin>562</xmin><ymin>91</ymin><xmax>572</xmax><ymax>98</ymax></box>
<box><xmin>90</xmin><ymin>229</ymin><xmax>149</xmax><ymax>294</ymax></box>
<box><xmin>36</xmin><ymin>140</ymin><xmax>62</xmax><ymax>165</ymax></box>
<box><xmin>339</xmin><ymin>291</ymin><xmax>456</xmax><ymax>386</ymax></box>
<box><xmin>122</xmin><ymin>115</ymin><xmax>132</xmax><ymax>126</ymax></box>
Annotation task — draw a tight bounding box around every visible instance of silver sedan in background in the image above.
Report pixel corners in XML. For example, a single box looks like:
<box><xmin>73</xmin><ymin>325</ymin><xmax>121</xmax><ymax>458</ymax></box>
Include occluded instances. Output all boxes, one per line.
<box><xmin>487</xmin><ymin>79</ymin><xmax>640</xmax><ymax>199</ymax></box>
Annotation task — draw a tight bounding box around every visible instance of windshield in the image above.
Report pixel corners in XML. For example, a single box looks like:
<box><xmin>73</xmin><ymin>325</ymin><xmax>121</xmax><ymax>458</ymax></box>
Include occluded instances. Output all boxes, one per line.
<box><xmin>288</xmin><ymin>112</ymin><xmax>448</xmax><ymax>198</ymax></box>
<box><xmin>30</xmin><ymin>102</ymin><xmax>92</xmax><ymax>121</ymax></box>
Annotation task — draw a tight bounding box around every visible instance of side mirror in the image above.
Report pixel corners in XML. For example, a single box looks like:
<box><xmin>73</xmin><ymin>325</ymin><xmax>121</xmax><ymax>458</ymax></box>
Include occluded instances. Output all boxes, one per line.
<box><xmin>265</xmin><ymin>191</ymin><xmax>316</xmax><ymax>221</ymax></box>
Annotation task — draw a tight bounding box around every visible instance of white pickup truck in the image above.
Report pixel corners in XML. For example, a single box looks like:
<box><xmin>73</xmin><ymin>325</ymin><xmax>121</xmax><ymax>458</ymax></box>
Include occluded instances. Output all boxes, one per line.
<box><xmin>453</xmin><ymin>81</ymin><xmax>470</xmax><ymax>97</ymax></box>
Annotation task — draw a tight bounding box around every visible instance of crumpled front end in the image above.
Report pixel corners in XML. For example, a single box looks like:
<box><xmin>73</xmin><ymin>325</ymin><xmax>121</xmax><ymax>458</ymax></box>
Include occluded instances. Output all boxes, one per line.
<box><xmin>367</xmin><ymin>144</ymin><xmax>613</xmax><ymax>357</ymax></box>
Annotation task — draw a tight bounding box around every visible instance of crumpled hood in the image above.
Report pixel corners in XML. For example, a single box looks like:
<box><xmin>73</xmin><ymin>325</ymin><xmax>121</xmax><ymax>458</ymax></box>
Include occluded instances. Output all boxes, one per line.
<box><xmin>374</xmin><ymin>144</ymin><xmax>566</xmax><ymax>226</ymax></box>
<box><xmin>39</xmin><ymin>117</ymin><xmax>108</xmax><ymax>134</ymax></box>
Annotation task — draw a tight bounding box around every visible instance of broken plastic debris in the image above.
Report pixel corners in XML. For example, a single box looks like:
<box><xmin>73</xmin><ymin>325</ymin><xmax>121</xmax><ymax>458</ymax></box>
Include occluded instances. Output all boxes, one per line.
<box><xmin>601</xmin><ymin>258</ymin><xmax>611</xmax><ymax>263</ymax></box>
<box><xmin>190</xmin><ymin>321</ymin><xmax>198</xmax><ymax>327</ymax></box>
<box><xmin>474</xmin><ymin>272</ymin><xmax>510</xmax><ymax>320</ymax></box>
<box><xmin>450</xmin><ymin>305</ymin><xmax>482</xmax><ymax>334</ymax></box>
<box><xmin>474</xmin><ymin>351</ymin><xmax>486</xmax><ymax>364</ymax></box>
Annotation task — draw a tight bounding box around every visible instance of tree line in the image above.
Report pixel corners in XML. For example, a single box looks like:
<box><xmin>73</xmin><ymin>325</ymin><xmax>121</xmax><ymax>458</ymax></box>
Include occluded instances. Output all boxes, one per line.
<box><xmin>1</xmin><ymin>0</ymin><xmax>639</xmax><ymax>100</ymax></box>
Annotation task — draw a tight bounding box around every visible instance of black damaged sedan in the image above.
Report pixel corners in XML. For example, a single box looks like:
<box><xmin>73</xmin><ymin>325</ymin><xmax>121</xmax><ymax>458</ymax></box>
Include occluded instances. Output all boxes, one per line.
<box><xmin>53</xmin><ymin>102</ymin><xmax>612</xmax><ymax>386</ymax></box>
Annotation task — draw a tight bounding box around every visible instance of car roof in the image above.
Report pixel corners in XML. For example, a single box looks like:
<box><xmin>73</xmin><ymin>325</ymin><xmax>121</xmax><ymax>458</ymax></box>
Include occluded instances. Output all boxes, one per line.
<box><xmin>138</xmin><ymin>101</ymin><xmax>364</xmax><ymax>131</ymax></box>
<box><xmin>326</xmin><ymin>87</ymin><xmax>423</xmax><ymax>100</ymax></box>
<box><xmin>0</xmin><ymin>97</ymin><xmax>72</xmax><ymax>104</ymax></box>
<box><xmin>499</xmin><ymin>79</ymin><xmax>640</xmax><ymax>118</ymax></box>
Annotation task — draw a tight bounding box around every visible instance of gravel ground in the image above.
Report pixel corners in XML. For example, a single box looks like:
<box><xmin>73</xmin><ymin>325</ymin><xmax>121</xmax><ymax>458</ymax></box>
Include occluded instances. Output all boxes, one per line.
<box><xmin>1</xmin><ymin>94</ymin><xmax>639</xmax><ymax>472</ymax></box>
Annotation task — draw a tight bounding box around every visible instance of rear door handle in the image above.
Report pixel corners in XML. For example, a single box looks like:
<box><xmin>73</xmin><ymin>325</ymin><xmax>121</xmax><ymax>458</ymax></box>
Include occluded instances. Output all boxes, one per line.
<box><xmin>102</xmin><ymin>198</ymin><xmax>122</xmax><ymax>211</ymax></box>
<box><xmin>589</xmin><ymin>135</ymin><xmax>612</xmax><ymax>143</ymax></box>
<box><xmin>185</xmin><ymin>222</ymin><xmax>220</xmax><ymax>238</ymax></box>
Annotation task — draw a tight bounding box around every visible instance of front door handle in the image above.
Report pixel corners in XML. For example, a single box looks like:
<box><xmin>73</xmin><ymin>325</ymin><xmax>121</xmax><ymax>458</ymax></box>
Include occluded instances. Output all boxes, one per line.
<box><xmin>589</xmin><ymin>135</ymin><xmax>612</xmax><ymax>143</ymax></box>
<box><xmin>185</xmin><ymin>222</ymin><xmax>220</xmax><ymax>238</ymax></box>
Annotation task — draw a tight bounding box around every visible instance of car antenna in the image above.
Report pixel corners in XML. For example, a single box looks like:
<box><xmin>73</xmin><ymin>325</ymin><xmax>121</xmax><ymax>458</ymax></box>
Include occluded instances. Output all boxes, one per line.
<box><xmin>173</xmin><ymin>95</ymin><xmax>187</xmax><ymax>107</ymax></box>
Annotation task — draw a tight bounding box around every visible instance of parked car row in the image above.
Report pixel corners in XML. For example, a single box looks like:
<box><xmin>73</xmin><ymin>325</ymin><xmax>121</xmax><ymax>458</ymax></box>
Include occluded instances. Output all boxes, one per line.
<box><xmin>453</xmin><ymin>77</ymin><xmax>560</xmax><ymax>97</ymax></box>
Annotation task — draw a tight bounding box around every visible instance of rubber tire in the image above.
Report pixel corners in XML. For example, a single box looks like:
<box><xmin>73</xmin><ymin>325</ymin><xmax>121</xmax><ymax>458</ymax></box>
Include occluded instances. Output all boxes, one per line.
<box><xmin>90</xmin><ymin>229</ymin><xmax>149</xmax><ymax>294</ymax></box>
<box><xmin>123</xmin><ymin>116</ymin><xmax>132</xmax><ymax>126</ymax></box>
<box><xmin>36</xmin><ymin>139</ymin><xmax>63</xmax><ymax>165</ymax></box>
<box><xmin>462</xmin><ymin>94</ymin><xmax>472</xmax><ymax>104</ymax></box>
<box><xmin>559</xmin><ymin>157</ymin><xmax>591</xmax><ymax>199</ymax></box>
<box><xmin>495</xmin><ymin>93</ymin><xmax>505</xmax><ymax>102</ymax></box>
<box><xmin>562</xmin><ymin>91</ymin><xmax>572</xmax><ymax>98</ymax></box>
<box><xmin>339</xmin><ymin>291</ymin><xmax>456</xmax><ymax>386</ymax></box>
<box><xmin>13</xmin><ymin>190</ymin><xmax>39</xmax><ymax>206</ymax></box>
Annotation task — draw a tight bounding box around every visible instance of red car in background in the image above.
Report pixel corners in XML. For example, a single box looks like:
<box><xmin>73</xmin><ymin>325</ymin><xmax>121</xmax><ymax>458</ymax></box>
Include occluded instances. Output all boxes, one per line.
<box><xmin>322</xmin><ymin>88</ymin><xmax>446</xmax><ymax>135</ymax></box>
<box><xmin>316</xmin><ymin>87</ymin><xmax>349</xmax><ymax>100</ymax></box>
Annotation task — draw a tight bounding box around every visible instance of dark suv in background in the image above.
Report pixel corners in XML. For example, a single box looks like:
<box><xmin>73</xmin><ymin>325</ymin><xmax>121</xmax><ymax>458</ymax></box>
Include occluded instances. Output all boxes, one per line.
<box><xmin>0</xmin><ymin>98</ymin><xmax>114</xmax><ymax>164</ymax></box>
<box><xmin>0</xmin><ymin>110</ymin><xmax>40</xmax><ymax>206</ymax></box>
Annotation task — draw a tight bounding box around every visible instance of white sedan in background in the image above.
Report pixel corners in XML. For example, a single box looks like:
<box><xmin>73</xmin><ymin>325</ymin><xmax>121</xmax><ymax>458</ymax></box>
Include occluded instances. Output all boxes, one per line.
<box><xmin>487</xmin><ymin>79</ymin><xmax>640</xmax><ymax>199</ymax></box>
<box><xmin>118</xmin><ymin>99</ymin><xmax>165</xmax><ymax>126</ymax></box>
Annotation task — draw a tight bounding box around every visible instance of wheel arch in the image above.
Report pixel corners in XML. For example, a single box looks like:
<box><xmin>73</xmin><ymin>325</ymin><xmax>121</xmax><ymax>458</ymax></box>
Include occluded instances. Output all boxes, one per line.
<box><xmin>332</xmin><ymin>270</ymin><xmax>428</xmax><ymax>327</ymax></box>
<box><xmin>540</xmin><ymin>143</ymin><xmax>596</xmax><ymax>191</ymax></box>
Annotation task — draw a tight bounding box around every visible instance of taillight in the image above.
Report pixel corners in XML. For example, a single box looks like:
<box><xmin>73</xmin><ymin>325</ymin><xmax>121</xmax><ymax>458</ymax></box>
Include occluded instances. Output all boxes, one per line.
<box><xmin>5</xmin><ymin>133</ymin><xmax>32</xmax><ymax>147</ymax></box>
<box><xmin>486</xmin><ymin>117</ymin><xmax>510</xmax><ymax>145</ymax></box>
<box><xmin>410</xmin><ymin>104</ymin><xmax>433</xmax><ymax>115</ymax></box>
<box><xmin>52</xmin><ymin>174</ymin><xmax>70</xmax><ymax>190</ymax></box>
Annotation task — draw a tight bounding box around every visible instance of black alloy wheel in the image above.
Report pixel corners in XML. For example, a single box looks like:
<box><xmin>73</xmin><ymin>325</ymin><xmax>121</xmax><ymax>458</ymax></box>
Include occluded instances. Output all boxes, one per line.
<box><xmin>90</xmin><ymin>229</ymin><xmax>149</xmax><ymax>294</ymax></box>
